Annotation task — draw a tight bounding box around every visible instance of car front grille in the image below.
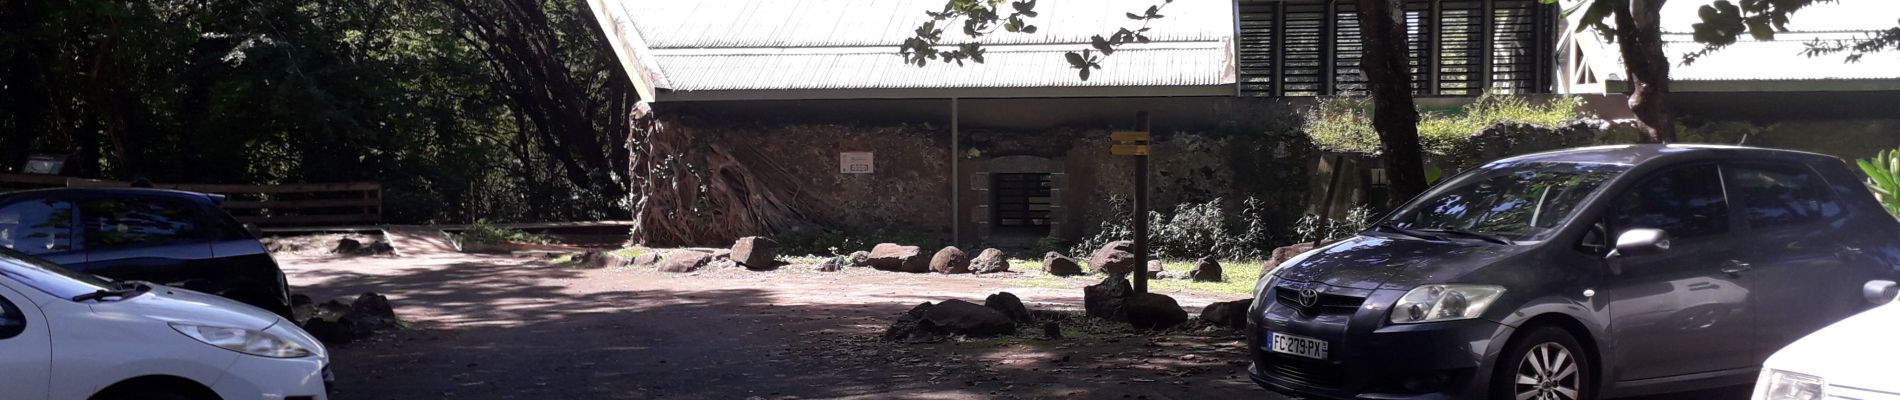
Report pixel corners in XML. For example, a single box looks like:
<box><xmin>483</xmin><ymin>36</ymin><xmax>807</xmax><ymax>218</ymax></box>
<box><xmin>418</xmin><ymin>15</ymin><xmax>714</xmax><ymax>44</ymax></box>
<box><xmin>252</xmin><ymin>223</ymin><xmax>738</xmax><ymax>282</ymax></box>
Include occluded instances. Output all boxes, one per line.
<box><xmin>1260</xmin><ymin>354</ymin><xmax>1346</xmax><ymax>389</ymax></box>
<box><xmin>1274</xmin><ymin>285</ymin><xmax>1366</xmax><ymax>316</ymax></box>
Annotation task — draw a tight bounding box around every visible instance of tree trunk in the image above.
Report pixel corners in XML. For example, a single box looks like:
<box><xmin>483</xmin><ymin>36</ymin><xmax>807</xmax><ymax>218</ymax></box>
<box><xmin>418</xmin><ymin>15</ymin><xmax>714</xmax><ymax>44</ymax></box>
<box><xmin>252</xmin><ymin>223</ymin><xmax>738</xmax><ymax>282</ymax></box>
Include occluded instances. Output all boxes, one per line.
<box><xmin>629</xmin><ymin>113</ymin><xmax>810</xmax><ymax>246</ymax></box>
<box><xmin>1354</xmin><ymin>0</ymin><xmax>1429</xmax><ymax>207</ymax></box>
<box><xmin>1612</xmin><ymin>0</ymin><xmax>1677</xmax><ymax>143</ymax></box>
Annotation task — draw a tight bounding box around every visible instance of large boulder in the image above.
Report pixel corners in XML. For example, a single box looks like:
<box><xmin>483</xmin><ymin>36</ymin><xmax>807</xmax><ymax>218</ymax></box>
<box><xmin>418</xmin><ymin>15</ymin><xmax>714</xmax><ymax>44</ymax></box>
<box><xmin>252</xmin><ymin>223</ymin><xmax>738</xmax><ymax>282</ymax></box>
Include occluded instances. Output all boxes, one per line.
<box><xmin>342</xmin><ymin>292</ymin><xmax>399</xmax><ymax>333</ymax></box>
<box><xmin>984</xmin><ymin>292</ymin><xmax>1034</xmax><ymax>323</ymax></box>
<box><xmin>1190</xmin><ymin>257</ymin><xmax>1225</xmax><ymax>282</ymax></box>
<box><xmin>1263</xmin><ymin>243</ymin><xmax>1317</xmax><ymax>280</ymax></box>
<box><xmin>883</xmin><ymin>302</ymin><xmax>944</xmax><ymax>341</ymax></box>
<box><xmin>1083</xmin><ymin>274</ymin><xmax>1135</xmax><ymax>321</ymax></box>
<box><xmin>868</xmin><ymin>243</ymin><xmax>929</xmax><ymax>273</ymax></box>
<box><xmin>920</xmin><ymin>299</ymin><xmax>1017</xmax><ymax>337</ymax></box>
<box><xmin>970</xmin><ymin>248</ymin><xmax>1009</xmax><ymax>274</ymax></box>
<box><xmin>1199</xmin><ymin>299</ymin><xmax>1251</xmax><ymax>330</ymax></box>
<box><xmin>929</xmin><ymin>246</ymin><xmax>971</xmax><ymax>274</ymax></box>
<box><xmin>1089</xmin><ymin>240</ymin><xmax>1138</xmax><ymax>275</ymax></box>
<box><xmin>1042</xmin><ymin>252</ymin><xmax>1084</xmax><ymax>277</ymax></box>
<box><xmin>1124</xmin><ymin>293</ymin><xmax>1189</xmax><ymax>330</ymax></box>
<box><xmin>658</xmin><ymin>252</ymin><xmax>713</xmax><ymax>273</ymax></box>
<box><xmin>730</xmin><ymin>236</ymin><xmax>780</xmax><ymax>270</ymax></box>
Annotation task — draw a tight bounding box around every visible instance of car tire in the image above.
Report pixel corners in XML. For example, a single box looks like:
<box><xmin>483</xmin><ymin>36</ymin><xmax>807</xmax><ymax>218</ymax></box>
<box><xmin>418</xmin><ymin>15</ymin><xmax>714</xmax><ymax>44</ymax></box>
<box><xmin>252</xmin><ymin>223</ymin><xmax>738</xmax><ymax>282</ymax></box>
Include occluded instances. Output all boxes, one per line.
<box><xmin>102</xmin><ymin>390</ymin><xmax>206</xmax><ymax>400</ymax></box>
<box><xmin>1491</xmin><ymin>326</ymin><xmax>1593</xmax><ymax>400</ymax></box>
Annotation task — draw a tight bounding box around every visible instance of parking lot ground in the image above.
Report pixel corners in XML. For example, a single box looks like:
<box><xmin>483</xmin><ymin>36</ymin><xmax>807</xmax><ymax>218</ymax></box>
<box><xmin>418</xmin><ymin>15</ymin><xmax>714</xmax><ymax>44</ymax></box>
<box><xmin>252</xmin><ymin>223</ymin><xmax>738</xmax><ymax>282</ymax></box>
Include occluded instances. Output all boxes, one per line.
<box><xmin>281</xmin><ymin>253</ymin><xmax>1747</xmax><ymax>400</ymax></box>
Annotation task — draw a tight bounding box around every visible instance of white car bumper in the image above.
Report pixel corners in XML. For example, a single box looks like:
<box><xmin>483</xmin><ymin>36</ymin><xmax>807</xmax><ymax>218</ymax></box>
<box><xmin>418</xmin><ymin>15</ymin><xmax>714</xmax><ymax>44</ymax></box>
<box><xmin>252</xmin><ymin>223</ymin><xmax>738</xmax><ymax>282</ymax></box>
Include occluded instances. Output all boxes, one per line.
<box><xmin>209</xmin><ymin>355</ymin><xmax>329</xmax><ymax>400</ymax></box>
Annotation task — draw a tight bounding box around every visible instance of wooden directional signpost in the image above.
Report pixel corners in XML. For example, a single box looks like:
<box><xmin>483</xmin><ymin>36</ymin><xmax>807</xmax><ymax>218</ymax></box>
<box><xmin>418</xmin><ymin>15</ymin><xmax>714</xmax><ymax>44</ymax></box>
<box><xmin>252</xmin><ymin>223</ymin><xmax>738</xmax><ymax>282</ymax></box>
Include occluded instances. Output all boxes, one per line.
<box><xmin>1114</xmin><ymin>111</ymin><xmax>1152</xmax><ymax>293</ymax></box>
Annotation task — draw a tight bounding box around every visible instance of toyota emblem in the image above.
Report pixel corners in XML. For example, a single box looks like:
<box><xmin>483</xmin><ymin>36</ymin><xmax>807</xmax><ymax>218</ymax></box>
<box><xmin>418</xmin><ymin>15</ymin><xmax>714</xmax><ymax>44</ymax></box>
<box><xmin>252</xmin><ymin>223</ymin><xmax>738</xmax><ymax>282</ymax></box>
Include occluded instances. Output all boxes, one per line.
<box><xmin>1296</xmin><ymin>287</ymin><xmax>1320</xmax><ymax>308</ymax></box>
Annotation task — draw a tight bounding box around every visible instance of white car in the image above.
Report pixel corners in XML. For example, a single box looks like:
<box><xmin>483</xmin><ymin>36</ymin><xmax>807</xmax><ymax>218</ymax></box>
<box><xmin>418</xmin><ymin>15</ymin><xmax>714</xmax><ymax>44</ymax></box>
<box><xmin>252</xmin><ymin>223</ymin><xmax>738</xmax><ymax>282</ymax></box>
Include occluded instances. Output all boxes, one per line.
<box><xmin>1752</xmin><ymin>280</ymin><xmax>1900</xmax><ymax>400</ymax></box>
<box><xmin>0</xmin><ymin>247</ymin><xmax>330</xmax><ymax>400</ymax></box>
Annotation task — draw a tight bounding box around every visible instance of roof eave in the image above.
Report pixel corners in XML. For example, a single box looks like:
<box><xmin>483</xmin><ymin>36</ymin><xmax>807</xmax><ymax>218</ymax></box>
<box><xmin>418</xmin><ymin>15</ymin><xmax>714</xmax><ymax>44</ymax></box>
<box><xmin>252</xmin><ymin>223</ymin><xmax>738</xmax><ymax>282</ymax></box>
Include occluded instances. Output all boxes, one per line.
<box><xmin>586</xmin><ymin>0</ymin><xmax>669</xmax><ymax>102</ymax></box>
<box><xmin>654</xmin><ymin>85</ymin><xmax>1240</xmax><ymax>101</ymax></box>
<box><xmin>1605</xmin><ymin>78</ymin><xmax>1900</xmax><ymax>93</ymax></box>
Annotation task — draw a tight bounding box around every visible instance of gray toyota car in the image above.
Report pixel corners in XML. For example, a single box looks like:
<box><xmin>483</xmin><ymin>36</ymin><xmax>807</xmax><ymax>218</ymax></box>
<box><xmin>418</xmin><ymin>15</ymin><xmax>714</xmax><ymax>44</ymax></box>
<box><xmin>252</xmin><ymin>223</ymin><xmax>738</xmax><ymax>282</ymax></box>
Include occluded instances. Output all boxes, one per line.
<box><xmin>1249</xmin><ymin>144</ymin><xmax>1900</xmax><ymax>400</ymax></box>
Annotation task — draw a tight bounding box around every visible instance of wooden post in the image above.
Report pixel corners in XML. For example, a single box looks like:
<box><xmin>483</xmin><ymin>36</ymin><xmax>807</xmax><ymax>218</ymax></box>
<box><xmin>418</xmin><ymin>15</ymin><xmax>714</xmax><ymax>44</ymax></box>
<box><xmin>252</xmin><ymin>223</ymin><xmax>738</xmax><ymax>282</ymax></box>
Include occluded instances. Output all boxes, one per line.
<box><xmin>1132</xmin><ymin>111</ymin><xmax>1151</xmax><ymax>294</ymax></box>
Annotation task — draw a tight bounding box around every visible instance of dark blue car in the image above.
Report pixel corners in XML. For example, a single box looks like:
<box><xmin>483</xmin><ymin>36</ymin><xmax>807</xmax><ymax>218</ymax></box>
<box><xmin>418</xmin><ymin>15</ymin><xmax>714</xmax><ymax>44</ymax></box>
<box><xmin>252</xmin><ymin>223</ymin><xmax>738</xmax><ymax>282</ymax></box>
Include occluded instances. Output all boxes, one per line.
<box><xmin>0</xmin><ymin>188</ymin><xmax>292</xmax><ymax>317</ymax></box>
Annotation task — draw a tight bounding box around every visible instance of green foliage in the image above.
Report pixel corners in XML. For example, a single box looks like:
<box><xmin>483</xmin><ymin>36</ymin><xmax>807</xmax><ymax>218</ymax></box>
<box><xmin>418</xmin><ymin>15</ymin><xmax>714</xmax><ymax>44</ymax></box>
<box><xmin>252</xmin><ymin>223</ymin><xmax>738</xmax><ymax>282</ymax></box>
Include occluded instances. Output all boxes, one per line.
<box><xmin>1305</xmin><ymin>93</ymin><xmax>1581</xmax><ymax>155</ymax></box>
<box><xmin>900</xmin><ymin>0</ymin><xmax>1171</xmax><ymax>80</ymax></box>
<box><xmin>1857</xmin><ymin>149</ymin><xmax>1900</xmax><ymax>218</ymax></box>
<box><xmin>455</xmin><ymin>220</ymin><xmax>552</xmax><ymax>244</ymax></box>
<box><xmin>1682</xmin><ymin>0</ymin><xmax>1897</xmax><ymax>63</ymax></box>
<box><xmin>1293</xmin><ymin>206</ymin><xmax>1373</xmax><ymax>244</ymax></box>
<box><xmin>1070</xmin><ymin>196</ymin><xmax>1280</xmax><ymax>261</ymax></box>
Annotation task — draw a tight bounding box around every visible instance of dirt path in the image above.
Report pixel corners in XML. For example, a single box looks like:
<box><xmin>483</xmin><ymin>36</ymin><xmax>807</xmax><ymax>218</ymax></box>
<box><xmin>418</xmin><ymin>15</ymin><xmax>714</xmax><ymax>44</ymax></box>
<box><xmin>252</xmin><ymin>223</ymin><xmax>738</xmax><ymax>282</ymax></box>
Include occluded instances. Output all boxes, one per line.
<box><xmin>284</xmin><ymin>253</ymin><xmax>1274</xmax><ymax>400</ymax></box>
<box><xmin>282</xmin><ymin>253</ymin><xmax>1747</xmax><ymax>400</ymax></box>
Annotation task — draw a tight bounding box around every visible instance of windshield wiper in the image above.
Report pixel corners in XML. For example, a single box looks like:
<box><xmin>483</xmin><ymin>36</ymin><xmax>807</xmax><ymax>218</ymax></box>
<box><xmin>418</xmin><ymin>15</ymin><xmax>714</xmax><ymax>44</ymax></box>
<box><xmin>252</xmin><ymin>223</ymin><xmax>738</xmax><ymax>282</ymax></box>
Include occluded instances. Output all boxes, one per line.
<box><xmin>1418</xmin><ymin>227</ymin><xmax>1516</xmax><ymax>245</ymax></box>
<box><xmin>1370</xmin><ymin>223</ymin><xmax>1448</xmax><ymax>241</ymax></box>
<box><xmin>70</xmin><ymin>281</ymin><xmax>151</xmax><ymax>302</ymax></box>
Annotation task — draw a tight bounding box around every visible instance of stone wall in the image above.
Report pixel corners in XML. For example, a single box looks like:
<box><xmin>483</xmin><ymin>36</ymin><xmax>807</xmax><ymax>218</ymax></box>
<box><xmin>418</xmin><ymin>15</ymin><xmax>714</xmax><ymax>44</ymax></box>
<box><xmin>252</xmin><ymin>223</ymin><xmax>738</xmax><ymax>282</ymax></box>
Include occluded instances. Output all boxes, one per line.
<box><xmin>689</xmin><ymin>117</ymin><xmax>953</xmax><ymax>234</ymax></box>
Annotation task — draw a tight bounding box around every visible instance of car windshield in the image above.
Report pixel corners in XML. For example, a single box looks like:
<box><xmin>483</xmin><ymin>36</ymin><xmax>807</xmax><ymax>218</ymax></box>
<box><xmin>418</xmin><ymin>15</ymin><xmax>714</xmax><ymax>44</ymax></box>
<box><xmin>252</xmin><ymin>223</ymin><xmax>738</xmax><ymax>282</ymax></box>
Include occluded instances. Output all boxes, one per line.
<box><xmin>1382</xmin><ymin>161</ymin><xmax>1629</xmax><ymax>242</ymax></box>
<box><xmin>0</xmin><ymin>246</ymin><xmax>114</xmax><ymax>299</ymax></box>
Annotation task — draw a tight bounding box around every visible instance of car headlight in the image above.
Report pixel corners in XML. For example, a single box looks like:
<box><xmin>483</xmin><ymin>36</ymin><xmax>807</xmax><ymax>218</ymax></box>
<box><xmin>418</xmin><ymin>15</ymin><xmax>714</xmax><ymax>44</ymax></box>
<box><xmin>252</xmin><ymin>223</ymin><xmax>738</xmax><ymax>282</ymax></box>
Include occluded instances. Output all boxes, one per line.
<box><xmin>1389</xmin><ymin>284</ymin><xmax>1505</xmax><ymax>324</ymax></box>
<box><xmin>170</xmin><ymin>323</ymin><xmax>312</xmax><ymax>358</ymax></box>
<box><xmin>1761</xmin><ymin>370</ymin><xmax>1825</xmax><ymax>400</ymax></box>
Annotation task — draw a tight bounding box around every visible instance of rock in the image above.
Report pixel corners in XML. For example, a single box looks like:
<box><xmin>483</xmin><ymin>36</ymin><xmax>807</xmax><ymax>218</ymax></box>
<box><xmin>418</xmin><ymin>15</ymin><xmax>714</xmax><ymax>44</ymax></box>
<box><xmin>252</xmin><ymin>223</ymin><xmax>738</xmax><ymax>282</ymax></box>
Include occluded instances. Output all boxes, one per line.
<box><xmin>1190</xmin><ymin>257</ymin><xmax>1224</xmax><ymax>282</ymax></box>
<box><xmin>983</xmin><ymin>292</ymin><xmax>1034</xmax><ymax>323</ymax></box>
<box><xmin>1042</xmin><ymin>252</ymin><xmax>1084</xmax><ymax>276</ymax></box>
<box><xmin>331</xmin><ymin>239</ymin><xmax>363</xmax><ymax>255</ymax></box>
<box><xmin>847</xmin><ymin>251</ymin><xmax>871</xmax><ymax>267</ymax></box>
<box><xmin>363</xmin><ymin>241</ymin><xmax>395</xmax><ymax>255</ymax></box>
<box><xmin>929</xmin><ymin>246</ymin><xmax>971</xmax><ymax>274</ymax></box>
<box><xmin>630</xmin><ymin>252</ymin><xmax>662</xmax><ymax>267</ymax></box>
<box><xmin>1089</xmin><ymin>240</ymin><xmax>1138</xmax><ymax>275</ymax></box>
<box><xmin>1199</xmin><ymin>299</ymin><xmax>1251</xmax><ymax>330</ymax></box>
<box><xmin>812</xmin><ymin>256</ymin><xmax>847</xmax><ymax>272</ymax></box>
<box><xmin>302</xmin><ymin>318</ymin><xmax>355</xmax><ymax>345</ymax></box>
<box><xmin>658</xmin><ymin>252</ymin><xmax>712</xmax><ymax>273</ymax></box>
<box><xmin>1125</xmin><ymin>293</ymin><xmax>1189</xmax><ymax>330</ymax></box>
<box><xmin>970</xmin><ymin>248</ymin><xmax>1009</xmax><ymax>274</ymax></box>
<box><xmin>730</xmin><ymin>236</ymin><xmax>780</xmax><ymax>270</ymax></box>
<box><xmin>882</xmin><ymin>302</ymin><xmax>944</xmax><ymax>341</ymax></box>
<box><xmin>1040</xmin><ymin>321</ymin><xmax>1063</xmax><ymax>340</ymax></box>
<box><xmin>1263</xmin><ymin>243</ymin><xmax>1317</xmax><ymax>280</ymax></box>
<box><xmin>290</xmin><ymin>293</ymin><xmax>313</xmax><ymax>306</ymax></box>
<box><xmin>921</xmin><ymin>299</ymin><xmax>1016</xmax><ymax>337</ymax></box>
<box><xmin>342</xmin><ymin>292</ymin><xmax>399</xmax><ymax>333</ymax></box>
<box><xmin>868</xmin><ymin>243</ymin><xmax>929</xmax><ymax>273</ymax></box>
<box><xmin>1084</xmin><ymin>274</ymin><xmax>1135</xmax><ymax>321</ymax></box>
<box><xmin>1146</xmin><ymin>260</ymin><xmax>1165</xmax><ymax>279</ymax></box>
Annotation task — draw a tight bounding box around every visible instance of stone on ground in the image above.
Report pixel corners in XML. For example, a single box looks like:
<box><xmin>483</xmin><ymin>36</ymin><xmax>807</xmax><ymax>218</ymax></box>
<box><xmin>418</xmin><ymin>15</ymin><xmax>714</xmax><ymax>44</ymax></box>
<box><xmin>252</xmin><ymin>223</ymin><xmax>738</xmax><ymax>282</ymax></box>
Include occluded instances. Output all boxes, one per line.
<box><xmin>1089</xmin><ymin>240</ymin><xmax>1138</xmax><ymax>275</ymax></box>
<box><xmin>658</xmin><ymin>252</ymin><xmax>713</xmax><ymax>273</ymax></box>
<box><xmin>1263</xmin><ymin>243</ymin><xmax>1317</xmax><ymax>279</ymax></box>
<box><xmin>331</xmin><ymin>239</ymin><xmax>364</xmax><ymax>255</ymax></box>
<box><xmin>847</xmin><ymin>251</ymin><xmax>871</xmax><ymax>267</ymax></box>
<box><xmin>983</xmin><ymin>292</ymin><xmax>1034</xmax><ymax>323</ymax></box>
<box><xmin>1124</xmin><ymin>293</ymin><xmax>1189</xmax><ymax>330</ymax></box>
<box><xmin>630</xmin><ymin>252</ymin><xmax>662</xmax><ymax>267</ymax></box>
<box><xmin>929</xmin><ymin>246</ymin><xmax>971</xmax><ymax>274</ymax></box>
<box><xmin>867</xmin><ymin>243</ymin><xmax>929</xmax><ymax>273</ymax></box>
<box><xmin>1145</xmin><ymin>260</ymin><xmax>1165</xmax><ymax>279</ymax></box>
<box><xmin>1042</xmin><ymin>252</ymin><xmax>1084</xmax><ymax>276</ymax></box>
<box><xmin>811</xmin><ymin>256</ymin><xmax>847</xmax><ymax>272</ymax></box>
<box><xmin>1084</xmin><ymin>274</ymin><xmax>1135</xmax><ymax>321</ymax></box>
<box><xmin>344</xmin><ymin>292</ymin><xmax>399</xmax><ymax>332</ymax></box>
<box><xmin>970</xmin><ymin>248</ymin><xmax>1009</xmax><ymax>274</ymax></box>
<box><xmin>1190</xmin><ymin>257</ymin><xmax>1224</xmax><ymax>282</ymax></box>
<box><xmin>882</xmin><ymin>302</ymin><xmax>943</xmax><ymax>341</ymax></box>
<box><xmin>920</xmin><ymin>299</ymin><xmax>1016</xmax><ymax>337</ymax></box>
<box><xmin>1199</xmin><ymin>299</ymin><xmax>1251</xmax><ymax>330</ymax></box>
<box><xmin>730</xmin><ymin>236</ymin><xmax>780</xmax><ymax>270</ymax></box>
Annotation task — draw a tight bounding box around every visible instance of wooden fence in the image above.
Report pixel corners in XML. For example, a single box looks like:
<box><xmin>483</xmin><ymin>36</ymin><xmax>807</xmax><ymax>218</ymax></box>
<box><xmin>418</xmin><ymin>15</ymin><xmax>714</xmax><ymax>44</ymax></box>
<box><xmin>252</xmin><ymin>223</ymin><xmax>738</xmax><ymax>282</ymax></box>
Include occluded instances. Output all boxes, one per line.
<box><xmin>0</xmin><ymin>173</ymin><xmax>382</xmax><ymax>227</ymax></box>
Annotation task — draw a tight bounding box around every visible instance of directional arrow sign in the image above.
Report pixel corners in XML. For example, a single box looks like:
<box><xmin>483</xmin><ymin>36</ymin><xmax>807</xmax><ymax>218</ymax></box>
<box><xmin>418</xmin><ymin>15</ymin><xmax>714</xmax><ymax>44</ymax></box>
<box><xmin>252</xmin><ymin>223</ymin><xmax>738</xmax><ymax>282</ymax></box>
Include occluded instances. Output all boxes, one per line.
<box><xmin>1111</xmin><ymin>145</ymin><xmax>1149</xmax><ymax>156</ymax></box>
<box><xmin>1110</xmin><ymin>131</ymin><xmax>1151</xmax><ymax>142</ymax></box>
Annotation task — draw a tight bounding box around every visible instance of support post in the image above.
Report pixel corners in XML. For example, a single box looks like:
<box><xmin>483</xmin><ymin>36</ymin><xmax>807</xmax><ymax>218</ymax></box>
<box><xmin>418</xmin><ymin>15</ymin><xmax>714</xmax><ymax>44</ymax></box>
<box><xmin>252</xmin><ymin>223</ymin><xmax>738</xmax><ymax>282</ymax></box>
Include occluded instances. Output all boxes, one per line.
<box><xmin>1132</xmin><ymin>111</ymin><xmax>1151</xmax><ymax>294</ymax></box>
<box><xmin>951</xmin><ymin>97</ymin><xmax>960</xmax><ymax>246</ymax></box>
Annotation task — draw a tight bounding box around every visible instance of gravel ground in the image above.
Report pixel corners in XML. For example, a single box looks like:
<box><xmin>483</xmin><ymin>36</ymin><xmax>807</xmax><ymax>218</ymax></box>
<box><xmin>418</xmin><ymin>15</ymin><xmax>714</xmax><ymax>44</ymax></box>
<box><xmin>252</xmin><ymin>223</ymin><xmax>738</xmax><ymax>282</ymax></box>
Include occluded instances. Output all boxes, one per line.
<box><xmin>280</xmin><ymin>251</ymin><xmax>1746</xmax><ymax>400</ymax></box>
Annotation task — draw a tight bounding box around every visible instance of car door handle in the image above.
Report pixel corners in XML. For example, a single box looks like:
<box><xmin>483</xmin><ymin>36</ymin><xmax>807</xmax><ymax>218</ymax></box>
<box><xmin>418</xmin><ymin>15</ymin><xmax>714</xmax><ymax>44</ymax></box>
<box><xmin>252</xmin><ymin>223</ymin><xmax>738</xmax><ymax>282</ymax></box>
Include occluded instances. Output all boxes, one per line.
<box><xmin>1720</xmin><ymin>260</ymin><xmax>1753</xmax><ymax>276</ymax></box>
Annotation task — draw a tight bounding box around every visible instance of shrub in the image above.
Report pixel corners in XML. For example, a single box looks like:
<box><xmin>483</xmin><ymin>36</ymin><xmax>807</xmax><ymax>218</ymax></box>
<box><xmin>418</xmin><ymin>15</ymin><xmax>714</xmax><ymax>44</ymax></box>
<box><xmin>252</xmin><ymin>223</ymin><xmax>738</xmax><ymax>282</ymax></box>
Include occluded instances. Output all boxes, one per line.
<box><xmin>1070</xmin><ymin>196</ymin><xmax>1280</xmax><ymax>261</ymax></box>
<box><xmin>1858</xmin><ymin>149</ymin><xmax>1900</xmax><ymax>218</ymax></box>
<box><xmin>1305</xmin><ymin>93</ymin><xmax>1582</xmax><ymax>155</ymax></box>
<box><xmin>1293</xmin><ymin>205</ymin><xmax>1374</xmax><ymax>244</ymax></box>
<box><xmin>455</xmin><ymin>220</ymin><xmax>552</xmax><ymax>244</ymax></box>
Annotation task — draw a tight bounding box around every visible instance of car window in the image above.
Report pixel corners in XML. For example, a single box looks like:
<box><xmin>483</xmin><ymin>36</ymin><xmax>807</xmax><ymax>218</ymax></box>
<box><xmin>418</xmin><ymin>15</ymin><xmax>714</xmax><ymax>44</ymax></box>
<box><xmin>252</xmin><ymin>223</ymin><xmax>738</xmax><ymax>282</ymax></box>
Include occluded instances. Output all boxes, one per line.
<box><xmin>1725</xmin><ymin>163</ymin><xmax>1840</xmax><ymax>229</ymax></box>
<box><xmin>0</xmin><ymin>199</ymin><xmax>75</xmax><ymax>255</ymax></box>
<box><xmin>1384</xmin><ymin>162</ymin><xmax>1628</xmax><ymax>241</ymax></box>
<box><xmin>79</xmin><ymin>197</ymin><xmax>205</xmax><ymax>250</ymax></box>
<box><xmin>1612</xmin><ymin>164</ymin><xmax>1729</xmax><ymax>239</ymax></box>
<box><xmin>0</xmin><ymin>290</ymin><xmax>23</xmax><ymax>339</ymax></box>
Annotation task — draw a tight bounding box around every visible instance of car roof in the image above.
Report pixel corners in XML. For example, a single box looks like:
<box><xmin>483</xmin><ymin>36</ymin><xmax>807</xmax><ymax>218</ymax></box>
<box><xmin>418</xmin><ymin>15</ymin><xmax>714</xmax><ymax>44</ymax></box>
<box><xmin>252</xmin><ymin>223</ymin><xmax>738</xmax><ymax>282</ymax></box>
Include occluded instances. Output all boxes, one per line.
<box><xmin>0</xmin><ymin>187</ymin><xmax>223</xmax><ymax>205</ymax></box>
<box><xmin>1490</xmin><ymin>144</ymin><xmax>1841</xmax><ymax>166</ymax></box>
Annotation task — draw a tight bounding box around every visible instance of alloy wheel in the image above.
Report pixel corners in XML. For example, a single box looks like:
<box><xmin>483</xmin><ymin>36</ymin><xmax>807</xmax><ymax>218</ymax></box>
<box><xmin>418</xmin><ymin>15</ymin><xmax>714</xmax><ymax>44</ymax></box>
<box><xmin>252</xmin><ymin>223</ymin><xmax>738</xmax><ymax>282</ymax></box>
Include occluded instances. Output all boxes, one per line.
<box><xmin>1514</xmin><ymin>342</ymin><xmax>1582</xmax><ymax>400</ymax></box>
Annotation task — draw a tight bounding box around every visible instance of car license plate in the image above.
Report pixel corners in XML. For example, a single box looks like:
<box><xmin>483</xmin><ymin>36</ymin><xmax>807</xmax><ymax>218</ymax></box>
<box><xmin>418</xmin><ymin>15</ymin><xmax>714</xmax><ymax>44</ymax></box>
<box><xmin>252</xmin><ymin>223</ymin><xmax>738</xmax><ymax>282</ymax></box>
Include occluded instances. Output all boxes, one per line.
<box><xmin>1268</xmin><ymin>331</ymin><xmax>1329</xmax><ymax>360</ymax></box>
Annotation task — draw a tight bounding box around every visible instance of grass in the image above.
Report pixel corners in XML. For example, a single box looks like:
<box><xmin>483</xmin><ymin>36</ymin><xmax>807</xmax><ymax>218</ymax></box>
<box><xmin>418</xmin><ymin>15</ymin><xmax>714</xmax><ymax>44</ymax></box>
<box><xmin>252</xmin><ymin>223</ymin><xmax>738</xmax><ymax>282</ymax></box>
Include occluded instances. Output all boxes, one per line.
<box><xmin>1005</xmin><ymin>258</ymin><xmax>1266</xmax><ymax>296</ymax></box>
<box><xmin>610</xmin><ymin>247</ymin><xmax>648</xmax><ymax>258</ymax></box>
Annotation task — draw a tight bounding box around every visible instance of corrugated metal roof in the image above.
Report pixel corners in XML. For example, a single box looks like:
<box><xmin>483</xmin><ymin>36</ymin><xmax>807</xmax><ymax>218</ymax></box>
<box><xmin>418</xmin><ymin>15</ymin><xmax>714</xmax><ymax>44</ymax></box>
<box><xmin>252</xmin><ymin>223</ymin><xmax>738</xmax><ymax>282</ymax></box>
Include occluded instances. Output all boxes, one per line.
<box><xmin>653</xmin><ymin>43</ymin><xmax>1231</xmax><ymax>91</ymax></box>
<box><xmin>624</xmin><ymin>0</ymin><xmax>1235</xmax><ymax>49</ymax></box>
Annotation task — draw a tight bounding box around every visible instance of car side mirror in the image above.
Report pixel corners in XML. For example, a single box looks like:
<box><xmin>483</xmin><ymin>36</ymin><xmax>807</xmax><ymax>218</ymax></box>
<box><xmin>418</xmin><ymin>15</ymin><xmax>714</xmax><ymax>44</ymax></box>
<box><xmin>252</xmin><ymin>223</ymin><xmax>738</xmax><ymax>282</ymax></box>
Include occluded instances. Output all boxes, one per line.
<box><xmin>1865</xmin><ymin>280</ymin><xmax>1899</xmax><ymax>305</ymax></box>
<box><xmin>243</xmin><ymin>223</ymin><xmax>263</xmax><ymax>238</ymax></box>
<box><xmin>1609</xmin><ymin>228</ymin><xmax>1670</xmax><ymax>258</ymax></box>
